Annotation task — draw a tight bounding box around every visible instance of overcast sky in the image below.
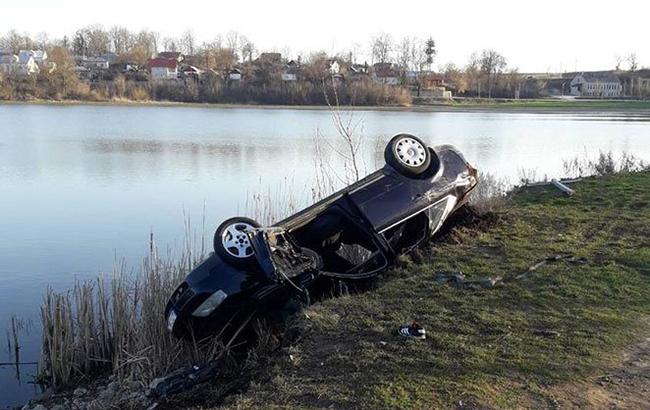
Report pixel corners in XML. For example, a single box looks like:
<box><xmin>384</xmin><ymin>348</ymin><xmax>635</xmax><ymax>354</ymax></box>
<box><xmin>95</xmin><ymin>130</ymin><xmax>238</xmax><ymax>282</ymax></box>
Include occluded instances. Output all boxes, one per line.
<box><xmin>4</xmin><ymin>0</ymin><xmax>648</xmax><ymax>72</ymax></box>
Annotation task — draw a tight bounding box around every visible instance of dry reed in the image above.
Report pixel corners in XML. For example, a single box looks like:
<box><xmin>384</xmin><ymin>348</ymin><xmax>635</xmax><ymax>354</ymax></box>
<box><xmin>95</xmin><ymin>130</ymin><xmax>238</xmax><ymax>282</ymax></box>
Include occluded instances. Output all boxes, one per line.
<box><xmin>562</xmin><ymin>150</ymin><xmax>647</xmax><ymax>178</ymax></box>
<box><xmin>37</xmin><ymin>226</ymin><xmax>225</xmax><ymax>390</ymax></box>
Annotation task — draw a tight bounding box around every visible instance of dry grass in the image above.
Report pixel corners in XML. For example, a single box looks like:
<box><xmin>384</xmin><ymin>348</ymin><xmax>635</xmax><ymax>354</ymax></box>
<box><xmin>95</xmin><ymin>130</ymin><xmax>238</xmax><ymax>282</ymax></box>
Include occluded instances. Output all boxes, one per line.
<box><xmin>468</xmin><ymin>172</ymin><xmax>510</xmax><ymax>215</ymax></box>
<box><xmin>37</xmin><ymin>226</ymin><xmax>227</xmax><ymax>390</ymax></box>
<box><xmin>563</xmin><ymin>150</ymin><xmax>647</xmax><ymax>178</ymax></box>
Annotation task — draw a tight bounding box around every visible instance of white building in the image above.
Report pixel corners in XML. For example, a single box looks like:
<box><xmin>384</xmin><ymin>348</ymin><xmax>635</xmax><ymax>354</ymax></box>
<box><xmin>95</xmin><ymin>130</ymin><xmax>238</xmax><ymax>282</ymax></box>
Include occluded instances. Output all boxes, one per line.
<box><xmin>30</xmin><ymin>50</ymin><xmax>48</xmax><ymax>64</ymax></box>
<box><xmin>570</xmin><ymin>73</ymin><xmax>622</xmax><ymax>98</ymax></box>
<box><xmin>329</xmin><ymin>60</ymin><xmax>340</xmax><ymax>75</ymax></box>
<box><xmin>149</xmin><ymin>58</ymin><xmax>178</xmax><ymax>80</ymax></box>
<box><xmin>372</xmin><ymin>63</ymin><xmax>399</xmax><ymax>85</ymax></box>
<box><xmin>281</xmin><ymin>61</ymin><xmax>299</xmax><ymax>81</ymax></box>
<box><xmin>16</xmin><ymin>51</ymin><xmax>40</xmax><ymax>76</ymax></box>
<box><xmin>81</xmin><ymin>57</ymin><xmax>110</xmax><ymax>70</ymax></box>
<box><xmin>228</xmin><ymin>68</ymin><xmax>242</xmax><ymax>81</ymax></box>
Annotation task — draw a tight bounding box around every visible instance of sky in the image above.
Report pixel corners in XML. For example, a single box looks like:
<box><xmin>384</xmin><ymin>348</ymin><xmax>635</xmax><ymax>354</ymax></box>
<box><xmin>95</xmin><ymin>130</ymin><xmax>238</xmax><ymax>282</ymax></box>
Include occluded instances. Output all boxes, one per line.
<box><xmin>3</xmin><ymin>0</ymin><xmax>648</xmax><ymax>72</ymax></box>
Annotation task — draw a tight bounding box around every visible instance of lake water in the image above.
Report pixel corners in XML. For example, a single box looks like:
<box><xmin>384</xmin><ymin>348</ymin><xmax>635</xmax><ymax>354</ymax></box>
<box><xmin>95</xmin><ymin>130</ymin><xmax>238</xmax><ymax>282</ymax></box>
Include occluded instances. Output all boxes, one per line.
<box><xmin>1</xmin><ymin>103</ymin><xmax>649</xmax><ymax>407</ymax></box>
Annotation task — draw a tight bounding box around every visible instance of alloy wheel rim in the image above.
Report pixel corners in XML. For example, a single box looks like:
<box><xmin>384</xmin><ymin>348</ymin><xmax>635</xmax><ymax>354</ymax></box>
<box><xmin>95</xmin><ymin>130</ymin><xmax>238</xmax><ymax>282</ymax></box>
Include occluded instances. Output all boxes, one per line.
<box><xmin>395</xmin><ymin>137</ymin><xmax>426</xmax><ymax>167</ymax></box>
<box><xmin>221</xmin><ymin>222</ymin><xmax>254</xmax><ymax>258</ymax></box>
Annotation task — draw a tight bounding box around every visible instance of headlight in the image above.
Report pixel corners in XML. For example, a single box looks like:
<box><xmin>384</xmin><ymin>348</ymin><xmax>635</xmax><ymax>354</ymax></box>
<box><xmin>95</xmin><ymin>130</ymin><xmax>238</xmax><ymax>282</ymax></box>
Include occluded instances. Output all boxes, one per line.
<box><xmin>192</xmin><ymin>290</ymin><xmax>228</xmax><ymax>317</ymax></box>
<box><xmin>167</xmin><ymin>310</ymin><xmax>177</xmax><ymax>332</ymax></box>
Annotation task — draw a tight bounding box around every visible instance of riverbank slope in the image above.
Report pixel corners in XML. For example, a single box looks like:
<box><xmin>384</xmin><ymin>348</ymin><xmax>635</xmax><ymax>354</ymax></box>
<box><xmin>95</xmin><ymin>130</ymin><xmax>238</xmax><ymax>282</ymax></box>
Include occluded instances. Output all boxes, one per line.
<box><xmin>3</xmin><ymin>98</ymin><xmax>650</xmax><ymax>115</ymax></box>
<box><xmin>193</xmin><ymin>171</ymin><xmax>650</xmax><ymax>409</ymax></box>
<box><xmin>21</xmin><ymin>171</ymin><xmax>650</xmax><ymax>410</ymax></box>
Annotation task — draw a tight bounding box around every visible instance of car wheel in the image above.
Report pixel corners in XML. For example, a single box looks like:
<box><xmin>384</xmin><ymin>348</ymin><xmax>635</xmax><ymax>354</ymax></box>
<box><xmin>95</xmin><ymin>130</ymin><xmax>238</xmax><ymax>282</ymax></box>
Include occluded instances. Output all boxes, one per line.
<box><xmin>384</xmin><ymin>134</ymin><xmax>432</xmax><ymax>176</ymax></box>
<box><xmin>214</xmin><ymin>217</ymin><xmax>261</xmax><ymax>266</ymax></box>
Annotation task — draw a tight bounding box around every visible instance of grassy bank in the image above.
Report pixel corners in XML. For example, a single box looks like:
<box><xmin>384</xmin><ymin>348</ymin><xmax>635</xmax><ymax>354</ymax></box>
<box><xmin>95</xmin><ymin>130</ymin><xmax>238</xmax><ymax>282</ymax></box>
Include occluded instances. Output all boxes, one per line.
<box><xmin>438</xmin><ymin>98</ymin><xmax>650</xmax><ymax>111</ymax></box>
<box><xmin>4</xmin><ymin>98</ymin><xmax>650</xmax><ymax>115</ymax></box>
<box><xmin>187</xmin><ymin>171</ymin><xmax>650</xmax><ymax>409</ymax></box>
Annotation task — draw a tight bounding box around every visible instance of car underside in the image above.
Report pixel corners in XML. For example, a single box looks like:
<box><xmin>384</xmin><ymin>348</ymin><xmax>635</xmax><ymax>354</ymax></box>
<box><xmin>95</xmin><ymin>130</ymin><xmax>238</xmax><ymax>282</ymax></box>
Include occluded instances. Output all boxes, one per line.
<box><xmin>165</xmin><ymin>134</ymin><xmax>478</xmax><ymax>338</ymax></box>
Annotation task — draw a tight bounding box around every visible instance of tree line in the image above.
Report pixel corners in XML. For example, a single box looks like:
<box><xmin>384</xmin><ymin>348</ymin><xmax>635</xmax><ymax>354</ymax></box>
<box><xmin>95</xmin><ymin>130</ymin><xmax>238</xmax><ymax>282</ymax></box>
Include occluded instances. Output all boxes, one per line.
<box><xmin>1</xmin><ymin>26</ymin><xmax>537</xmax><ymax>102</ymax></box>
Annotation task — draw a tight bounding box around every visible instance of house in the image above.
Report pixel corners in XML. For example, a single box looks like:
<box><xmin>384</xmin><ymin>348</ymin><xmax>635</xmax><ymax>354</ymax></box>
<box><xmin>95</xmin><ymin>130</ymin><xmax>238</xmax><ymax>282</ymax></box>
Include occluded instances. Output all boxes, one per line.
<box><xmin>149</xmin><ymin>58</ymin><xmax>178</xmax><ymax>80</ymax></box>
<box><xmin>0</xmin><ymin>52</ymin><xmax>18</xmax><ymax>74</ymax></box>
<box><xmin>432</xmin><ymin>87</ymin><xmax>452</xmax><ymax>99</ymax></box>
<box><xmin>420</xmin><ymin>72</ymin><xmax>444</xmax><ymax>89</ymax></box>
<box><xmin>227</xmin><ymin>68</ymin><xmax>242</xmax><ymax>81</ymax></box>
<box><xmin>16</xmin><ymin>51</ymin><xmax>40</xmax><ymax>76</ymax></box>
<box><xmin>180</xmin><ymin>65</ymin><xmax>203</xmax><ymax>80</ymax></box>
<box><xmin>281</xmin><ymin>60</ymin><xmax>300</xmax><ymax>81</ymax></box>
<box><xmin>570</xmin><ymin>73</ymin><xmax>622</xmax><ymax>98</ymax></box>
<box><xmin>81</xmin><ymin>57</ymin><xmax>110</xmax><ymax>70</ymax></box>
<box><xmin>372</xmin><ymin>63</ymin><xmax>399</xmax><ymax>85</ymax></box>
<box><xmin>329</xmin><ymin>60</ymin><xmax>340</xmax><ymax>75</ymax></box>
<box><xmin>157</xmin><ymin>51</ymin><xmax>184</xmax><ymax>62</ymax></box>
<box><xmin>29</xmin><ymin>50</ymin><xmax>48</xmax><ymax>64</ymax></box>
<box><xmin>350</xmin><ymin>63</ymin><xmax>369</xmax><ymax>74</ymax></box>
<box><xmin>349</xmin><ymin>63</ymin><xmax>370</xmax><ymax>81</ymax></box>
<box><xmin>100</xmin><ymin>52</ymin><xmax>119</xmax><ymax>64</ymax></box>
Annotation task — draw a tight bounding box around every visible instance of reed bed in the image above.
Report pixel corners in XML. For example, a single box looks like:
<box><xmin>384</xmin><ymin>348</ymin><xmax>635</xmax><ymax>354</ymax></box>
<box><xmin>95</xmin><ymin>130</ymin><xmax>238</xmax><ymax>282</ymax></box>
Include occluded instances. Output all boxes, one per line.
<box><xmin>562</xmin><ymin>150</ymin><xmax>647</xmax><ymax>178</ymax></box>
<box><xmin>37</xmin><ymin>227</ymin><xmax>226</xmax><ymax>389</ymax></box>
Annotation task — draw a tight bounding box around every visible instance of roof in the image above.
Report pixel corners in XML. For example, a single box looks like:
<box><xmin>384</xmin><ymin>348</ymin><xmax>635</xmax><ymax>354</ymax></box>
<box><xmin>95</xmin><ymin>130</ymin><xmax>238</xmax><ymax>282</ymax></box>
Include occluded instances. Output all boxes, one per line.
<box><xmin>149</xmin><ymin>58</ymin><xmax>178</xmax><ymax>69</ymax></box>
<box><xmin>284</xmin><ymin>62</ymin><xmax>300</xmax><ymax>74</ymax></box>
<box><xmin>157</xmin><ymin>51</ymin><xmax>183</xmax><ymax>60</ymax></box>
<box><xmin>0</xmin><ymin>53</ymin><xmax>17</xmax><ymax>64</ymax></box>
<box><xmin>18</xmin><ymin>50</ymin><xmax>47</xmax><ymax>63</ymax></box>
<box><xmin>372</xmin><ymin>62</ymin><xmax>398</xmax><ymax>78</ymax></box>
<box><xmin>350</xmin><ymin>64</ymin><xmax>369</xmax><ymax>74</ymax></box>
<box><xmin>181</xmin><ymin>65</ymin><xmax>203</xmax><ymax>74</ymax></box>
<box><xmin>31</xmin><ymin>50</ymin><xmax>47</xmax><ymax>60</ymax></box>
<box><xmin>83</xmin><ymin>57</ymin><xmax>109</xmax><ymax>63</ymax></box>
<box><xmin>577</xmin><ymin>72</ymin><xmax>621</xmax><ymax>83</ymax></box>
<box><xmin>18</xmin><ymin>50</ymin><xmax>34</xmax><ymax>64</ymax></box>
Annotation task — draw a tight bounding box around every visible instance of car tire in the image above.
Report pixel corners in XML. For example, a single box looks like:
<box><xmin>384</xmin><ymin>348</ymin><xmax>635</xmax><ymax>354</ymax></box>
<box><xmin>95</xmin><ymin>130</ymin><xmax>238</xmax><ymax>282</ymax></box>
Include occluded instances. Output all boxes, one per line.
<box><xmin>213</xmin><ymin>217</ymin><xmax>261</xmax><ymax>266</ymax></box>
<box><xmin>384</xmin><ymin>134</ymin><xmax>432</xmax><ymax>177</ymax></box>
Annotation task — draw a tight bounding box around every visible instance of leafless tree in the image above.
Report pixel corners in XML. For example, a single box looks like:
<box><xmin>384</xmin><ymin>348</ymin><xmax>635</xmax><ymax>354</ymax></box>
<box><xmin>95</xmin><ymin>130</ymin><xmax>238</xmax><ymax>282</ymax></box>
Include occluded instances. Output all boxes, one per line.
<box><xmin>225</xmin><ymin>31</ymin><xmax>242</xmax><ymax>60</ymax></box>
<box><xmin>370</xmin><ymin>33</ymin><xmax>393</xmax><ymax>64</ymax></box>
<box><xmin>72</xmin><ymin>30</ymin><xmax>88</xmax><ymax>56</ymax></box>
<box><xmin>424</xmin><ymin>38</ymin><xmax>436</xmax><ymax>71</ymax></box>
<box><xmin>241</xmin><ymin>41</ymin><xmax>255</xmax><ymax>62</ymax></box>
<box><xmin>627</xmin><ymin>53</ymin><xmax>638</xmax><ymax>71</ymax></box>
<box><xmin>320</xmin><ymin>82</ymin><xmax>366</xmax><ymax>188</ymax></box>
<box><xmin>163</xmin><ymin>37</ymin><xmax>178</xmax><ymax>52</ymax></box>
<box><xmin>127</xmin><ymin>30</ymin><xmax>160</xmax><ymax>65</ymax></box>
<box><xmin>479</xmin><ymin>49</ymin><xmax>507</xmax><ymax>98</ymax></box>
<box><xmin>239</xmin><ymin>35</ymin><xmax>255</xmax><ymax>63</ymax></box>
<box><xmin>35</xmin><ymin>32</ymin><xmax>49</xmax><ymax>50</ymax></box>
<box><xmin>443</xmin><ymin>62</ymin><xmax>467</xmax><ymax>93</ymax></box>
<box><xmin>84</xmin><ymin>25</ymin><xmax>110</xmax><ymax>56</ymax></box>
<box><xmin>180</xmin><ymin>30</ymin><xmax>196</xmax><ymax>55</ymax></box>
<box><xmin>465</xmin><ymin>52</ymin><xmax>482</xmax><ymax>96</ymax></box>
<box><xmin>0</xmin><ymin>30</ymin><xmax>32</xmax><ymax>54</ymax></box>
<box><xmin>109</xmin><ymin>26</ymin><xmax>133</xmax><ymax>55</ymax></box>
<box><xmin>412</xmin><ymin>39</ymin><xmax>429</xmax><ymax>72</ymax></box>
<box><xmin>397</xmin><ymin>36</ymin><xmax>414</xmax><ymax>70</ymax></box>
<box><xmin>614</xmin><ymin>55</ymin><xmax>623</xmax><ymax>71</ymax></box>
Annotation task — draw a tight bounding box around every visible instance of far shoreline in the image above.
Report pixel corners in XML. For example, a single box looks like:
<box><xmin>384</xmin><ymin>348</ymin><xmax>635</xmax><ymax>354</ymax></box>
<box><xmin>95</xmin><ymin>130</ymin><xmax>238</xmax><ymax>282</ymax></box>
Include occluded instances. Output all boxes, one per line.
<box><xmin>2</xmin><ymin>98</ymin><xmax>650</xmax><ymax>116</ymax></box>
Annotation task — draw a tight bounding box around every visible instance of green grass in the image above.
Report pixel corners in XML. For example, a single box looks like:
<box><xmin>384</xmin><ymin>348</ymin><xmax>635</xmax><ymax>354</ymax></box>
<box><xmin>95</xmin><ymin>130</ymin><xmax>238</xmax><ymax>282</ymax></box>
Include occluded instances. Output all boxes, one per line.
<box><xmin>447</xmin><ymin>99</ymin><xmax>650</xmax><ymax>110</ymax></box>
<box><xmin>207</xmin><ymin>171</ymin><xmax>650</xmax><ymax>409</ymax></box>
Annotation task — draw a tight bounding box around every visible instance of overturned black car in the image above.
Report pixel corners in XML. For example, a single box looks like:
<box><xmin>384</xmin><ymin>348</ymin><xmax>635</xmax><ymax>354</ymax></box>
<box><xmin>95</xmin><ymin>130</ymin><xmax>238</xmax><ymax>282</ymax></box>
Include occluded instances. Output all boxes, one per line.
<box><xmin>165</xmin><ymin>134</ymin><xmax>478</xmax><ymax>338</ymax></box>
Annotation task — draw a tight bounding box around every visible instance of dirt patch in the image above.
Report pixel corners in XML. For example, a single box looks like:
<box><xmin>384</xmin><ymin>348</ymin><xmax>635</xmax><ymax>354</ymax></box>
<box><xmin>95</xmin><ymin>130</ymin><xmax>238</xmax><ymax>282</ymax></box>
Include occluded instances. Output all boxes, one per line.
<box><xmin>552</xmin><ymin>318</ymin><xmax>650</xmax><ymax>409</ymax></box>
